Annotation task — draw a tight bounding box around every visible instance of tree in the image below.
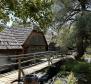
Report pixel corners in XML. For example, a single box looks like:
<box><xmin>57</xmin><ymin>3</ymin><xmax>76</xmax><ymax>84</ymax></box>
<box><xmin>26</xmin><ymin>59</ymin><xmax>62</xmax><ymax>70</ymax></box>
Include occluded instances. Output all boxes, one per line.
<box><xmin>53</xmin><ymin>0</ymin><xmax>91</xmax><ymax>60</ymax></box>
<box><xmin>54</xmin><ymin>25</ymin><xmax>76</xmax><ymax>50</ymax></box>
<box><xmin>0</xmin><ymin>0</ymin><xmax>53</xmax><ymax>32</ymax></box>
<box><xmin>75</xmin><ymin>12</ymin><xmax>91</xmax><ymax>59</ymax></box>
<box><xmin>0</xmin><ymin>0</ymin><xmax>91</xmax><ymax>59</ymax></box>
<box><xmin>75</xmin><ymin>0</ymin><xmax>91</xmax><ymax>59</ymax></box>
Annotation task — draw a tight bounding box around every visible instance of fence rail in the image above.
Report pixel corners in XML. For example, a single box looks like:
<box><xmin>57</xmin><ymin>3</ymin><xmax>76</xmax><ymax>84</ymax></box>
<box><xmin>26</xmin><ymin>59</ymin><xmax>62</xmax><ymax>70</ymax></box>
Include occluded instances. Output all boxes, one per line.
<box><xmin>0</xmin><ymin>51</ymin><xmax>59</xmax><ymax>68</ymax></box>
<box><xmin>0</xmin><ymin>51</ymin><xmax>62</xmax><ymax>83</ymax></box>
<box><xmin>0</xmin><ymin>51</ymin><xmax>56</xmax><ymax>58</ymax></box>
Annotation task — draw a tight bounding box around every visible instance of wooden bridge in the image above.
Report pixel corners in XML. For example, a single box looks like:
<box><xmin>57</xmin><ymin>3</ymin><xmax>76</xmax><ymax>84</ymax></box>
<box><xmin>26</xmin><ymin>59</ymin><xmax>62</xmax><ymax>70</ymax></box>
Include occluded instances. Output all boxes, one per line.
<box><xmin>0</xmin><ymin>51</ymin><xmax>65</xmax><ymax>84</ymax></box>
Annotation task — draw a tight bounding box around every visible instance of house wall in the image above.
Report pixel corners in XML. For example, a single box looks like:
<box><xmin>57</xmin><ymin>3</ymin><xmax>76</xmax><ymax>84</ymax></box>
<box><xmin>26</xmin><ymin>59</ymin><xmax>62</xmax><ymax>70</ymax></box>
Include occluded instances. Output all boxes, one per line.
<box><xmin>0</xmin><ymin>54</ymin><xmax>12</xmax><ymax>65</ymax></box>
<box><xmin>26</xmin><ymin>45</ymin><xmax>47</xmax><ymax>53</ymax></box>
<box><xmin>0</xmin><ymin>49</ymin><xmax>23</xmax><ymax>66</ymax></box>
<box><xmin>23</xmin><ymin>31</ymin><xmax>48</xmax><ymax>53</ymax></box>
<box><xmin>0</xmin><ymin>49</ymin><xmax>22</xmax><ymax>55</ymax></box>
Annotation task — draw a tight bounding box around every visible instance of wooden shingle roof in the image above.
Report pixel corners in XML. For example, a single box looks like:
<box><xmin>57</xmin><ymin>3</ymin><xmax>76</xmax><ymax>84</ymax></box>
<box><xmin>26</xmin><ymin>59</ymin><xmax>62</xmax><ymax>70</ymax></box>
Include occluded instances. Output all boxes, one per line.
<box><xmin>0</xmin><ymin>32</ymin><xmax>22</xmax><ymax>49</ymax></box>
<box><xmin>5</xmin><ymin>28</ymin><xmax>33</xmax><ymax>45</ymax></box>
<box><xmin>0</xmin><ymin>27</ymin><xmax>33</xmax><ymax>49</ymax></box>
<box><xmin>0</xmin><ymin>27</ymin><xmax>47</xmax><ymax>50</ymax></box>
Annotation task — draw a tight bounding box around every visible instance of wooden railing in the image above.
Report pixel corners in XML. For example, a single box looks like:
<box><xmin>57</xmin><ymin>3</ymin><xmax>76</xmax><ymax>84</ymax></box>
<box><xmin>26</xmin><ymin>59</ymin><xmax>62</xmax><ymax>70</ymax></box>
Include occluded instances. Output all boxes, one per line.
<box><xmin>0</xmin><ymin>51</ymin><xmax>59</xmax><ymax>67</ymax></box>
<box><xmin>0</xmin><ymin>51</ymin><xmax>61</xmax><ymax>83</ymax></box>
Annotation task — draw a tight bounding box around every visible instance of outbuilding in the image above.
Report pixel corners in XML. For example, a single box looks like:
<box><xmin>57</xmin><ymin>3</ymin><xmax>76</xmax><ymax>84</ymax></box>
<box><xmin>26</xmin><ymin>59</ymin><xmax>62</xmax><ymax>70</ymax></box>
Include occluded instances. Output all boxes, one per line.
<box><xmin>0</xmin><ymin>27</ymin><xmax>48</xmax><ymax>55</ymax></box>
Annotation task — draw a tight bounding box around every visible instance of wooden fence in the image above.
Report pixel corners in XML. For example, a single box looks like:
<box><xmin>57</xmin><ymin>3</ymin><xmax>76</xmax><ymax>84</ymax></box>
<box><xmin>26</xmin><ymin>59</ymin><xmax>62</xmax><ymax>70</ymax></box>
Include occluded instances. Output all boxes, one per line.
<box><xmin>0</xmin><ymin>51</ymin><xmax>62</xmax><ymax>83</ymax></box>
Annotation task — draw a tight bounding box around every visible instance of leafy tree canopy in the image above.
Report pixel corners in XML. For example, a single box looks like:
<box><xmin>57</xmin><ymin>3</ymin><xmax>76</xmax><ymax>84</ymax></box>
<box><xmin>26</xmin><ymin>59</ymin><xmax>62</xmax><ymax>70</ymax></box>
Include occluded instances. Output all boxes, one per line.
<box><xmin>0</xmin><ymin>0</ymin><xmax>53</xmax><ymax>32</ymax></box>
<box><xmin>53</xmin><ymin>0</ymin><xmax>91</xmax><ymax>30</ymax></box>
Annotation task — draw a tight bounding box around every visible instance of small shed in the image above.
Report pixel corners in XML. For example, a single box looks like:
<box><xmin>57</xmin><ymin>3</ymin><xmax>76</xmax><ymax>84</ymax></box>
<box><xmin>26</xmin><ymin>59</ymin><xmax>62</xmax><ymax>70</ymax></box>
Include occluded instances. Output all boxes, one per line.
<box><xmin>0</xmin><ymin>27</ymin><xmax>48</xmax><ymax>55</ymax></box>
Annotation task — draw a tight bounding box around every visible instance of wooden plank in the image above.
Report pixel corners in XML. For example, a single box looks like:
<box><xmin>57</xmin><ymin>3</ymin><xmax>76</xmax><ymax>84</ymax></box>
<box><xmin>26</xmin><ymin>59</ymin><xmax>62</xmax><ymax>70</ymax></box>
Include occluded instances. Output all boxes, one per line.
<box><xmin>0</xmin><ymin>58</ymin><xmax>60</xmax><ymax>84</ymax></box>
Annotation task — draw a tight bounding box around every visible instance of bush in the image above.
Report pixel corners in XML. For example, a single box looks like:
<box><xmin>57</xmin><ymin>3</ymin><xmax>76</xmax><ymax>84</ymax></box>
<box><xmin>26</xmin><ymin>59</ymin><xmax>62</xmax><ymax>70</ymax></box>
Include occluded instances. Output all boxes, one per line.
<box><xmin>67</xmin><ymin>72</ymin><xmax>77</xmax><ymax>84</ymax></box>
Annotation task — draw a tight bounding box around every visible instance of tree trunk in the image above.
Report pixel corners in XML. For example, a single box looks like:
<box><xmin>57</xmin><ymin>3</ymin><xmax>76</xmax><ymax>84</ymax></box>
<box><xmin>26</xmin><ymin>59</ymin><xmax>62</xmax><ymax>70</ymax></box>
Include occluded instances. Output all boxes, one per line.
<box><xmin>75</xmin><ymin>0</ymin><xmax>87</xmax><ymax>60</ymax></box>
<box><xmin>75</xmin><ymin>36</ymin><xmax>85</xmax><ymax>60</ymax></box>
<box><xmin>78</xmin><ymin>0</ymin><xmax>87</xmax><ymax>10</ymax></box>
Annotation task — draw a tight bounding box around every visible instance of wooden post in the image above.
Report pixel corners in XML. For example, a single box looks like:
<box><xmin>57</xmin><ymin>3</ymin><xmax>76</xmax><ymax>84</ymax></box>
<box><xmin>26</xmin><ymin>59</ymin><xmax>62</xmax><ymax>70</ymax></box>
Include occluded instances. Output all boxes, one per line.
<box><xmin>47</xmin><ymin>55</ymin><xmax>51</xmax><ymax>66</ymax></box>
<box><xmin>18</xmin><ymin>57</ymin><xmax>25</xmax><ymax>83</ymax></box>
<box><xmin>50</xmin><ymin>55</ymin><xmax>53</xmax><ymax>64</ymax></box>
<box><xmin>33</xmin><ymin>55</ymin><xmax>36</xmax><ymax>64</ymax></box>
<box><xmin>18</xmin><ymin>58</ymin><xmax>21</xmax><ymax>82</ymax></box>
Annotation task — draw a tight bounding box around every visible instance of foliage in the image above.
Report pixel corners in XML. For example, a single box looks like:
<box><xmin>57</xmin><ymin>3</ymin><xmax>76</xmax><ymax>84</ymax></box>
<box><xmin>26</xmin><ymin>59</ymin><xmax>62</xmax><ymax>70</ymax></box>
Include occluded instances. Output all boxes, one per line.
<box><xmin>0</xmin><ymin>27</ymin><xmax>4</xmax><ymax>32</ymax></box>
<box><xmin>83</xmin><ymin>54</ymin><xmax>91</xmax><ymax>58</ymax></box>
<box><xmin>0</xmin><ymin>10</ymin><xmax>9</xmax><ymax>24</ymax></box>
<box><xmin>75</xmin><ymin>12</ymin><xmax>91</xmax><ymax>40</ymax></box>
<box><xmin>53</xmin><ymin>72</ymin><xmax>77</xmax><ymax>84</ymax></box>
<box><xmin>54</xmin><ymin>78</ymin><xmax>63</xmax><ymax>84</ymax></box>
<box><xmin>86</xmin><ymin>47</ymin><xmax>91</xmax><ymax>53</ymax></box>
<box><xmin>54</xmin><ymin>26</ymin><xmax>76</xmax><ymax>50</ymax></box>
<box><xmin>53</xmin><ymin>0</ymin><xmax>77</xmax><ymax>19</ymax></box>
<box><xmin>74</xmin><ymin>12</ymin><xmax>91</xmax><ymax>59</ymax></box>
<box><xmin>52</xmin><ymin>0</ymin><xmax>91</xmax><ymax>59</ymax></box>
<box><xmin>0</xmin><ymin>0</ymin><xmax>53</xmax><ymax>32</ymax></box>
<box><xmin>63</xmin><ymin>60</ymin><xmax>91</xmax><ymax>73</ymax></box>
<box><xmin>67</xmin><ymin>72</ymin><xmax>77</xmax><ymax>84</ymax></box>
<box><xmin>0</xmin><ymin>0</ymin><xmax>91</xmax><ymax>59</ymax></box>
<box><xmin>53</xmin><ymin>0</ymin><xmax>91</xmax><ymax>26</ymax></box>
<box><xmin>58</xmin><ymin>60</ymin><xmax>91</xmax><ymax>84</ymax></box>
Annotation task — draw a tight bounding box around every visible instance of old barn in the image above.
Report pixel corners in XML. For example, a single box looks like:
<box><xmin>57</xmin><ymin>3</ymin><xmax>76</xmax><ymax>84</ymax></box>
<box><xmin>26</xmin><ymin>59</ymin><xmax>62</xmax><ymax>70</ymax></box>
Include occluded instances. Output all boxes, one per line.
<box><xmin>0</xmin><ymin>27</ymin><xmax>48</xmax><ymax>55</ymax></box>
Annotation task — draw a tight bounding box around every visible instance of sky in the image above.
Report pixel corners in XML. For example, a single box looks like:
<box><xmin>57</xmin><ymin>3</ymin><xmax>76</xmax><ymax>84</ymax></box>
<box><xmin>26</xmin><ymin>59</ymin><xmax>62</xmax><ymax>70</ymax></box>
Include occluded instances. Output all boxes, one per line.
<box><xmin>6</xmin><ymin>14</ymin><xmax>13</xmax><ymax>27</ymax></box>
<box><xmin>7</xmin><ymin>20</ymin><xmax>13</xmax><ymax>27</ymax></box>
